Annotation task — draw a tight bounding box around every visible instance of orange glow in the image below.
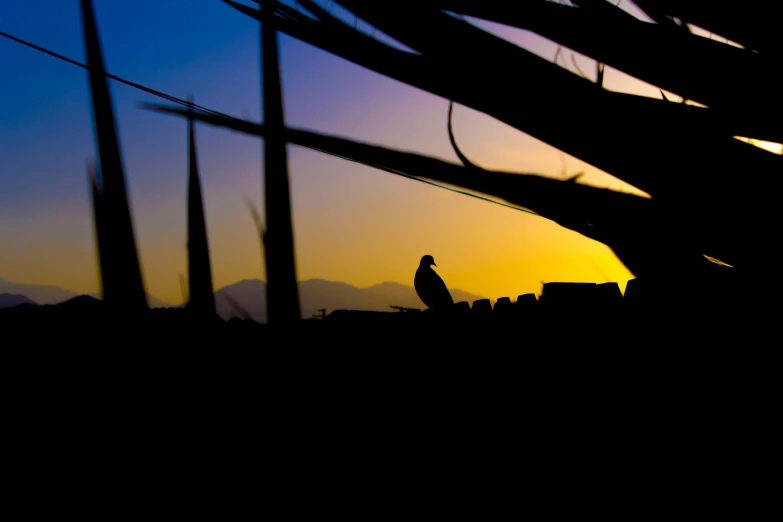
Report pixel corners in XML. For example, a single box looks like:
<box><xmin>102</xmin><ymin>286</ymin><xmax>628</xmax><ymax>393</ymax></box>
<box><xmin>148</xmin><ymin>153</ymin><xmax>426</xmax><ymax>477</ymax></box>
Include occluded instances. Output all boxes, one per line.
<box><xmin>733</xmin><ymin>137</ymin><xmax>783</xmax><ymax>155</ymax></box>
<box><xmin>0</xmin><ymin>9</ymin><xmax>686</xmax><ymax>307</ymax></box>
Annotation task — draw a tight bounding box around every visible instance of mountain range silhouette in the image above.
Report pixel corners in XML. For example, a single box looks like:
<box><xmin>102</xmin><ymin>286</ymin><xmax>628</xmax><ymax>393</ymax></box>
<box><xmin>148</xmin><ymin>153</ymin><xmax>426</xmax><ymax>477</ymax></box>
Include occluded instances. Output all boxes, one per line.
<box><xmin>0</xmin><ymin>293</ymin><xmax>37</xmax><ymax>309</ymax></box>
<box><xmin>0</xmin><ymin>276</ymin><xmax>486</xmax><ymax>322</ymax></box>
<box><xmin>214</xmin><ymin>279</ymin><xmax>486</xmax><ymax>323</ymax></box>
<box><xmin>0</xmin><ymin>276</ymin><xmax>171</xmax><ymax>308</ymax></box>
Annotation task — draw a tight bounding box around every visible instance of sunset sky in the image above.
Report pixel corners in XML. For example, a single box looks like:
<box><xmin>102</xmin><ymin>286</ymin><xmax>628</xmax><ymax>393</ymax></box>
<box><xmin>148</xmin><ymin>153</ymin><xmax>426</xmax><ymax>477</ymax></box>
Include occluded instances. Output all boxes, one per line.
<box><xmin>2</xmin><ymin>0</ymin><xmax>766</xmax><ymax>306</ymax></box>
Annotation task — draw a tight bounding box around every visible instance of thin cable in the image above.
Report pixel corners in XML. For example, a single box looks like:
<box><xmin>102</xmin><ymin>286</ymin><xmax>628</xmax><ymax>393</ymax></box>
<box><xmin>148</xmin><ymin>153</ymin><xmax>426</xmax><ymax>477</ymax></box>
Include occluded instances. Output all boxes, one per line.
<box><xmin>1</xmin><ymin>28</ymin><xmax>540</xmax><ymax>216</ymax></box>
<box><xmin>0</xmin><ymin>29</ymin><xmax>236</xmax><ymax>120</ymax></box>
<box><xmin>303</xmin><ymin>145</ymin><xmax>540</xmax><ymax>215</ymax></box>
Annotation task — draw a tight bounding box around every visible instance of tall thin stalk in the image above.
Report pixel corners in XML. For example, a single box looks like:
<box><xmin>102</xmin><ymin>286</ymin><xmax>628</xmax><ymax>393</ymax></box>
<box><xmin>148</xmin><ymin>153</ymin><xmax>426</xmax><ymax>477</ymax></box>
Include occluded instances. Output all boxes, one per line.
<box><xmin>80</xmin><ymin>0</ymin><xmax>147</xmax><ymax>314</ymax></box>
<box><xmin>259</xmin><ymin>2</ymin><xmax>301</xmax><ymax>324</ymax></box>
<box><xmin>186</xmin><ymin>95</ymin><xmax>216</xmax><ymax>319</ymax></box>
<box><xmin>87</xmin><ymin>160</ymin><xmax>109</xmax><ymax>297</ymax></box>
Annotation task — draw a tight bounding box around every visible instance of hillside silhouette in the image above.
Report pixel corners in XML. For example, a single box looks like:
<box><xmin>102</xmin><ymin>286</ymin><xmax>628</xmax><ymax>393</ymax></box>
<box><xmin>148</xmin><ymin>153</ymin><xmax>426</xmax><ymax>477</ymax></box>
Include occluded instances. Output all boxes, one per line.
<box><xmin>0</xmin><ymin>277</ymin><xmax>83</xmax><ymax>306</ymax></box>
<box><xmin>0</xmin><ymin>276</ymin><xmax>170</xmax><ymax>308</ymax></box>
<box><xmin>216</xmin><ymin>278</ymin><xmax>486</xmax><ymax>323</ymax></box>
<box><xmin>0</xmin><ymin>276</ymin><xmax>485</xmax><ymax>323</ymax></box>
<box><xmin>0</xmin><ymin>293</ymin><xmax>36</xmax><ymax>309</ymax></box>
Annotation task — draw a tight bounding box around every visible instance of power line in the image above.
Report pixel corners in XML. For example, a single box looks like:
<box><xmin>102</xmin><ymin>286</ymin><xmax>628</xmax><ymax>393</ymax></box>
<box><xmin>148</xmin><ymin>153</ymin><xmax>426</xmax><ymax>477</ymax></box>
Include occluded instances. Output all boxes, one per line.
<box><xmin>305</xmin><ymin>146</ymin><xmax>540</xmax><ymax>215</ymax></box>
<box><xmin>0</xmin><ymin>29</ymin><xmax>234</xmax><ymax>120</ymax></box>
<box><xmin>0</xmin><ymin>28</ymin><xmax>540</xmax><ymax>217</ymax></box>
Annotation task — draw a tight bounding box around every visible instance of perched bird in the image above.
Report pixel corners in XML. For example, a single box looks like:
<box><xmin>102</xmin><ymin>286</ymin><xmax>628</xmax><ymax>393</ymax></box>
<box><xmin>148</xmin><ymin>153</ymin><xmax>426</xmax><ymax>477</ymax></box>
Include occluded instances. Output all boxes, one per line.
<box><xmin>414</xmin><ymin>255</ymin><xmax>454</xmax><ymax>311</ymax></box>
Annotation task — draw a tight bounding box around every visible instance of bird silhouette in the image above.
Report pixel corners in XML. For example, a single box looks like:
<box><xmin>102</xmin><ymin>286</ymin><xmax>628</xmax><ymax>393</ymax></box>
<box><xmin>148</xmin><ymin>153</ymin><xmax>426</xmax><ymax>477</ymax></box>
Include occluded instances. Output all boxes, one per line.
<box><xmin>414</xmin><ymin>255</ymin><xmax>454</xmax><ymax>311</ymax></box>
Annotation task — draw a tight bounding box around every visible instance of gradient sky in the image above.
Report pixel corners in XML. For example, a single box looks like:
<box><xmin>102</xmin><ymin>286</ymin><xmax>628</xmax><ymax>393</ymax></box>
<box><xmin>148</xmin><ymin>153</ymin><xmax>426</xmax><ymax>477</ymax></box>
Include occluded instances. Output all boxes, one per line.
<box><xmin>3</xmin><ymin>0</ymin><xmax>766</xmax><ymax>306</ymax></box>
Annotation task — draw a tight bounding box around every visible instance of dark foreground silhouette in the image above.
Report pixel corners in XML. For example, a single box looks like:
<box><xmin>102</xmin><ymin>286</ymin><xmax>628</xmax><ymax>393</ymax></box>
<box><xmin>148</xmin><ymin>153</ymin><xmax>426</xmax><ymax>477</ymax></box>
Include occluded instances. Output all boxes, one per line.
<box><xmin>0</xmin><ymin>272</ymin><xmax>763</xmax><ymax>347</ymax></box>
<box><xmin>1</xmin><ymin>2</ymin><xmax>777</xmax><ymax>512</ymax></box>
<box><xmin>2</xmin><ymin>282</ymin><xmax>774</xmax><ymax>520</ymax></box>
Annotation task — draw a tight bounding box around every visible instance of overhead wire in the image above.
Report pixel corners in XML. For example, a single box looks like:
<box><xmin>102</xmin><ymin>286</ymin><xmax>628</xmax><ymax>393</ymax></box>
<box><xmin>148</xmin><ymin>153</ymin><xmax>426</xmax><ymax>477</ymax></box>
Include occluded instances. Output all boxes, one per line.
<box><xmin>0</xmin><ymin>27</ymin><xmax>540</xmax><ymax>216</ymax></box>
<box><xmin>0</xmin><ymin>29</ymin><xmax>236</xmax><ymax>120</ymax></box>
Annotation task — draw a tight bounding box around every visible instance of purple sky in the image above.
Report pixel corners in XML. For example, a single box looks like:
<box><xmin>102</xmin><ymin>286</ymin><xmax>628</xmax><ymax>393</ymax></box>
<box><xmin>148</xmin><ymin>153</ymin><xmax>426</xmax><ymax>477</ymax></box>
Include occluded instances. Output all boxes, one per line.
<box><xmin>1</xmin><ymin>1</ymin><xmax>673</xmax><ymax>304</ymax></box>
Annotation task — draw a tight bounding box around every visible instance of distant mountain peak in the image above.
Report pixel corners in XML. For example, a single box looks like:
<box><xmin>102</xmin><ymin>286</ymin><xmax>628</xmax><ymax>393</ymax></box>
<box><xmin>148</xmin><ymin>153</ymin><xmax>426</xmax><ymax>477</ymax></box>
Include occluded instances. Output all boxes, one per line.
<box><xmin>0</xmin><ymin>293</ymin><xmax>37</xmax><ymax>310</ymax></box>
<box><xmin>213</xmin><ymin>278</ymin><xmax>487</xmax><ymax>323</ymax></box>
<box><xmin>1</xmin><ymin>275</ymin><xmax>488</xmax><ymax>320</ymax></box>
<box><xmin>366</xmin><ymin>281</ymin><xmax>408</xmax><ymax>289</ymax></box>
<box><xmin>0</xmin><ymin>275</ymin><xmax>170</xmax><ymax>308</ymax></box>
<box><xmin>62</xmin><ymin>295</ymin><xmax>102</xmax><ymax>306</ymax></box>
<box><xmin>0</xmin><ymin>278</ymin><xmax>78</xmax><ymax>306</ymax></box>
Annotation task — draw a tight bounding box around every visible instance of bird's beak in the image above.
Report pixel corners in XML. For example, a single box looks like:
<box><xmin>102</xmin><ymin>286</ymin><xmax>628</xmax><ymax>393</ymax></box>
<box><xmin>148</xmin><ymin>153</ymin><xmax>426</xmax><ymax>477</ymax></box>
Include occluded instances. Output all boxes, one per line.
<box><xmin>432</xmin><ymin>262</ymin><xmax>437</xmax><ymax>267</ymax></box>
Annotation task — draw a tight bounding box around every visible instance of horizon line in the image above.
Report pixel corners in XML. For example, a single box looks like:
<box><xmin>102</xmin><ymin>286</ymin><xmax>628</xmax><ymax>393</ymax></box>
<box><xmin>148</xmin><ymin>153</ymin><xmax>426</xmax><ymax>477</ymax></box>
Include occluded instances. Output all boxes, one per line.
<box><xmin>1</xmin><ymin>274</ymin><xmax>633</xmax><ymax>307</ymax></box>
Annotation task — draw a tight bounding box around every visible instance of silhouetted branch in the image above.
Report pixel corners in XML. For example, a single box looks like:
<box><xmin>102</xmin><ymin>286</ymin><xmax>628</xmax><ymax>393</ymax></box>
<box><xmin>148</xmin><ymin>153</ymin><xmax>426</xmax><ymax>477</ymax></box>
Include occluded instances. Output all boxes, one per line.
<box><xmin>185</xmin><ymin>95</ymin><xmax>216</xmax><ymax>319</ymax></box>
<box><xmin>570</xmin><ymin>53</ymin><xmax>589</xmax><ymax>80</ymax></box>
<box><xmin>179</xmin><ymin>272</ymin><xmax>189</xmax><ymax>305</ymax></box>
<box><xmin>257</xmin><ymin>1</ymin><xmax>301</xmax><ymax>324</ymax></box>
<box><xmin>632</xmin><ymin>0</ymin><xmax>781</xmax><ymax>54</ymax></box>
<box><xmin>225</xmin><ymin>0</ymin><xmax>782</xmax><ymax>206</ymax></box>
<box><xmin>80</xmin><ymin>0</ymin><xmax>147</xmax><ymax>314</ymax></box>
<box><xmin>447</xmin><ymin>101</ymin><xmax>482</xmax><ymax>170</ymax></box>
<box><xmin>422</xmin><ymin>0</ymin><xmax>780</xmax><ymax>135</ymax></box>
<box><xmin>142</xmin><ymin>102</ymin><xmax>725</xmax><ymax>277</ymax></box>
<box><xmin>246</xmin><ymin>198</ymin><xmax>268</xmax><ymax>284</ymax></box>
<box><xmin>87</xmin><ymin>160</ymin><xmax>109</xmax><ymax>300</ymax></box>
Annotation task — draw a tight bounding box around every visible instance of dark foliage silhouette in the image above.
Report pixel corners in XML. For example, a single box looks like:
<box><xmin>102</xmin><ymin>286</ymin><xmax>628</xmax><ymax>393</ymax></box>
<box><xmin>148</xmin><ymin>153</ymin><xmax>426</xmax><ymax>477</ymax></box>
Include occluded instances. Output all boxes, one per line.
<box><xmin>142</xmin><ymin>103</ymin><xmax>720</xmax><ymax>280</ymax></box>
<box><xmin>258</xmin><ymin>1</ymin><xmax>301</xmax><ymax>324</ymax></box>
<box><xmin>211</xmin><ymin>0</ymin><xmax>780</xmax><ymax>287</ymax></box>
<box><xmin>81</xmin><ymin>0</ymin><xmax>148</xmax><ymax>315</ymax></box>
<box><xmin>185</xmin><ymin>95</ymin><xmax>217</xmax><ymax>321</ymax></box>
<box><xmin>1</xmin><ymin>0</ymin><xmax>779</xmax><ymax>335</ymax></box>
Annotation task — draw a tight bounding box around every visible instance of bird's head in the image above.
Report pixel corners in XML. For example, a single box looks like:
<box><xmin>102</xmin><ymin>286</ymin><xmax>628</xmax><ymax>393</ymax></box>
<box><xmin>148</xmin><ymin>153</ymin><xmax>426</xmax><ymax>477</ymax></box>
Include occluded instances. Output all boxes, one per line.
<box><xmin>420</xmin><ymin>255</ymin><xmax>436</xmax><ymax>267</ymax></box>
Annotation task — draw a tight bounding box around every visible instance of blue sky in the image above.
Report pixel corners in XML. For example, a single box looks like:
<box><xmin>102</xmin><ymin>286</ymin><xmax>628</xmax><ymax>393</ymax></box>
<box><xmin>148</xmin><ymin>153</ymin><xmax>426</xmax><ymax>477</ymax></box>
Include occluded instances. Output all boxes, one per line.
<box><xmin>0</xmin><ymin>0</ymin><xmax>662</xmax><ymax>304</ymax></box>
